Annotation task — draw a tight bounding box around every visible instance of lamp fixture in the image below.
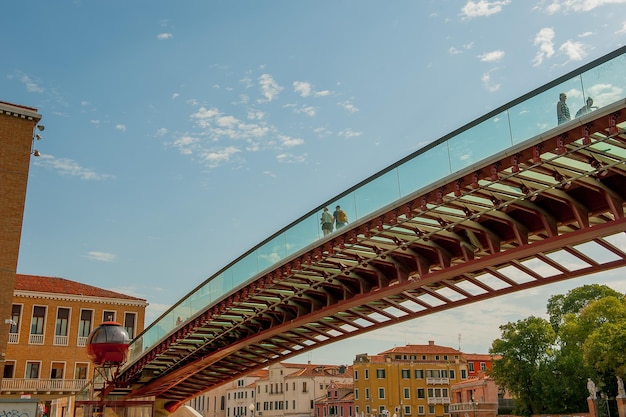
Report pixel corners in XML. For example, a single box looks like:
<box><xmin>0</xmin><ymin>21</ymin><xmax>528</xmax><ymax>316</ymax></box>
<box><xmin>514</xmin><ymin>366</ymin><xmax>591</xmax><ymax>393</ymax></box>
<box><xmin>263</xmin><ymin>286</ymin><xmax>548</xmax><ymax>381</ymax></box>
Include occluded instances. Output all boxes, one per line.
<box><xmin>32</xmin><ymin>150</ymin><xmax>40</xmax><ymax>157</ymax></box>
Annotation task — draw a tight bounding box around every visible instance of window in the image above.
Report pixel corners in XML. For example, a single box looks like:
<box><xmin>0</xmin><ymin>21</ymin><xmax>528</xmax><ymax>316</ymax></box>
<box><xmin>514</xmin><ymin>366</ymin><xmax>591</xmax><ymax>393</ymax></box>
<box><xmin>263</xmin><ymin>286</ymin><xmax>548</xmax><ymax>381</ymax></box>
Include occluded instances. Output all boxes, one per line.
<box><xmin>26</xmin><ymin>362</ymin><xmax>40</xmax><ymax>378</ymax></box>
<box><xmin>303</xmin><ymin>382</ymin><xmax>307</xmax><ymax>393</ymax></box>
<box><xmin>365</xmin><ymin>369</ymin><xmax>369</xmax><ymax>379</ymax></box>
<box><xmin>79</xmin><ymin>310</ymin><xmax>93</xmax><ymax>337</ymax></box>
<box><xmin>51</xmin><ymin>362</ymin><xmax>64</xmax><ymax>379</ymax></box>
<box><xmin>376</xmin><ymin>368</ymin><xmax>386</xmax><ymax>378</ymax></box>
<box><xmin>10</xmin><ymin>305</ymin><xmax>21</xmax><ymax>334</ymax></box>
<box><xmin>75</xmin><ymin>363</ymin><xmax>89</xmax><ymax>379</ymax></box>
<box><xmin>480</xmin><ymin>362</ymin><xmax>487</xmax><ymax>371</ymax></box>
<box><xmin>354</xmin><ymin>370</ymin><xmax>358</xmax><ymax>380</ymax></box>
<box><xmin>401</xmin><ymin>369</ymin><xmax>410</xmax><ymax>379</ymax></box>
<box><xmin>31</xmin><ymin>306</ymin><xmax>46</xmax><ymax>334</ymax></box>
<box><xmin>449</xmin><ymin>370</ymin><xmax>455</xmax><ymax>379</ymax></box>
<box><xmin>378</xmin><ymin>388</ymin><xmax>385</xmax><ymax>399</ymax></box>
<box><xmin>468</xmin><ymin>362</ymin><xmax>475</xmax><ymax>372</ymax></box>
<box><xmin>461</xmin><ymin>369</ymin><xmax>467</xmax><ymax>379</ymax></box>
<box><xmin>103</xmin><ymin>310</ymin><xmax>115</xmax><ymax>322</ymax></box>
<box><xmin>414</xmin><ymin>370</ymin><xmax>423</xmax><ymax>379</ymax></box>
<box><xmin>428</xmin><ymin>406</ymin><xmax>434</xmax><ymax>414</ymax></box>
<box><xmin>417</xmin><ymin>389</ymin><xmax>425</xmax><ymax>399</ymax></box>
<box><xmin>3</xmin><ymin>361</ymin><xmax>15</xmax><ymax>378</ymax></box>
<box><xmin>417</xmin><ymin>406</ymin><xmax>425</xmax><ymax>415</ymax></box>
<box><xmin>365</xmin><ymin>388</ymin><xmax>370</xmax><ymax>399</ymax></box>
<box><xmin>403</xmin><ymin>387</ymin><xmax>410</xmax><ymax>399</ymax></box>
<box><xmin>55</xmin><ymin>307</ymin><xmax>70</xmax><ymax>345</ymax></box>
<box><xmin>403</xmin><ymin>406</ymin><xmax>411</xmax><ymax>415</ymax></box>
<box><xmin>124</xmin><ymin>313</ymin><xmax>137</xmax><ymax>338</ymax></box>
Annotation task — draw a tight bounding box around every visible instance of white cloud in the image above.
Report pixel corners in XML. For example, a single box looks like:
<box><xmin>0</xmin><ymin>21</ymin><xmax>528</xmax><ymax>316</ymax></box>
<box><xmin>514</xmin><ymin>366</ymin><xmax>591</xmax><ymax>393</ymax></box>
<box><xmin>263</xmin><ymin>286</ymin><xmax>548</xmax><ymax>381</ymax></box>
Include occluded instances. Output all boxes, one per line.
<box><xmin>293</xmin><ymin>105</ymin><xmax>316</xmax><ymax>117</ymax></box>
<box><xmin>33</xmin><ymin>154</ymin><xmax>115</xmax><ymax>180</ymax></box>
<box><xmin>116</xmin><ymin>124</ymin><xmax>126</xmax><ymax>132</ymax></box>
<box><xmin>460</xmin><ymin>0</ymin><xmax>511</xmax><ymax>19</ymax></box>
<box><xmin>19</xmin><ymin>74</ymin><xmax>44</xmax><ymax>93</ymax></box>
<box><xmin>559</xmin><ymin>40</ymin><xmax>588</xmax><ymax>61</ymax></box>
<box><xmin>258</xmin><ymin>73</ymin><xmax>283</xmax><ymax>102</ymax></box>
<box><xmin>478</xmin><ymin>50</ymin><xmax>505</xmax><ymax>62</ymax></box>
<box><xmin>293</xmin><ymin>81</ymin><xmax>312</xmax><ymax>97</ymax></box>
<box><xmin>481</xmin><ymin>70</ymin><xmax>501</xmax><ymax>92</ymax></box>
<box><xmin>338</xmin><ymin>128</ymin><xmax>362</xmax><ymax>139</ymax></box>
<box><xmin>617</xmin><ymin>21</ymin><xmax>626</xmax><ymax>34</ymax></box>
<box><xmin>90</xmin><ymin>119</ymin><xmax>101</xmax><ymax>127</ymax></box>
<box><xmin>278</xmin><ymin>134</ymin><xmax>304</xmax><ymax>147</ymax></box>
<box><xmin>449</xmin><ymin>47</ymin><xmax>463</xmax><ymax>55</ymax></box>
<box><xmin>578</xmin><ymin>31</ymin><xmax>593</xmax><ymax>38</ymax></box>
<box><xmin>338</xmin><ymin>101</ymin><xmax>359</xmax><ymax>113</ymax></box>
<box><xmin>201</xmin><ymin>146</ymin><xmax>241</xmax><ymax>167</ymax></box>
<box><xmin>85</xmin><ymin>251</ymin><xmax>116</xmax><ymax>262</ymax></box>
<box><xmin>532</xmin><ymin>27</ymin><xmax>556</xmax><ymax>66</ymax></box>
<box><xmin>315</xmin><ymin>90</ymin><xmax>331</xmax><ymax>97</ymax></box>
<box><xmin>173</xmin><ymin>135</ymin><xmax>199</xmax><ymax>155</ymax></box>
<box><xmin>157</xmin><ymin>33</ymin><xmax>172</xmax><ymax>40</ymax></box>
<box><xmin>155</xmin><ymin>127</ymin><xmax>168</xmax><ymax>137</ymax></box>
<box><xmin>539</xmin><ymin>0</ymin><xmax>626</xmax><ymax>13</ymax></box>
<box><xmin>276</xmin><ymin>153</ymin><xmax>307</xmax><ymax>163</ymax></box>
<box><xmin>172</xmin><ymin>93</ymin><xmax>180</xmax><ymax>99</ymax></box>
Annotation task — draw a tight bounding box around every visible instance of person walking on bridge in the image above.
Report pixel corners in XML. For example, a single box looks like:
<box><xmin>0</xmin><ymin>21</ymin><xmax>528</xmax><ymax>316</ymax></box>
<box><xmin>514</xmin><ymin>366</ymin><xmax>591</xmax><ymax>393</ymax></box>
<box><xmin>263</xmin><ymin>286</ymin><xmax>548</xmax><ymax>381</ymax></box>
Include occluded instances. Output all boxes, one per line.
<box><xmin>321</xmin><ymin>207</ymin><xmax>334</xmax><ymax>236</ymax></box>
<box><xmin>557</xmin><ymin>92</ymin><xmax>571</xmax><ymax>124</ymax></box>
<box><xmin>334</xmin><ymin>205</ymin><xmax>348</xmax><ymax>229</ymax></box>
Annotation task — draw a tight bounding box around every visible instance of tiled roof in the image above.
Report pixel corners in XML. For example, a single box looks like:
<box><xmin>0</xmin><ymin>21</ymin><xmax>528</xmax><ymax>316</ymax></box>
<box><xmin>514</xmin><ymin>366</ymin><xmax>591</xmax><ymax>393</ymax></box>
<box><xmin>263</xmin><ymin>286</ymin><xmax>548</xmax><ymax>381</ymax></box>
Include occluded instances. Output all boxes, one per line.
<box><xmin>15</xmin><ymin>274</ymin><xmax>146</xmax><ymax>301</ymax></box>
<box><xmin>380</xmin><ymin>343</ymin><xmax>461</xmax><ymax>355</ymax></box>
<box><xmin>463</xmin><ymin>353</ymin><xmax>493</xmax><ymax>361</ymax></box>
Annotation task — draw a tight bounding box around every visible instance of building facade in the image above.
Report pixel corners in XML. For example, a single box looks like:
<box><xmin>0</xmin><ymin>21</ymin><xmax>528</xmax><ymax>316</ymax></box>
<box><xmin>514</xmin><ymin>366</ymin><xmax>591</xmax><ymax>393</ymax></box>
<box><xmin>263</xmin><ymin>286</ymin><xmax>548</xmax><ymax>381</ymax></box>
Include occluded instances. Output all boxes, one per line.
<box><xmin>314</xmin><ymin>381</ymin><xmax>354</xmax><ymax>417</ymax></box>
<box><xmin>352</xmin><ymin>342</ymin><xmax>469</xmax><ymax>417</ymax></box>
<box><xmin>2</xmin><ymin>274</ymin><xmax>147</xmax><ymax>417</ymax></box>
<box><xmin>255</xmin><ymin>363</ymin><xmax>353</xmax><ymax>417</ymax></box>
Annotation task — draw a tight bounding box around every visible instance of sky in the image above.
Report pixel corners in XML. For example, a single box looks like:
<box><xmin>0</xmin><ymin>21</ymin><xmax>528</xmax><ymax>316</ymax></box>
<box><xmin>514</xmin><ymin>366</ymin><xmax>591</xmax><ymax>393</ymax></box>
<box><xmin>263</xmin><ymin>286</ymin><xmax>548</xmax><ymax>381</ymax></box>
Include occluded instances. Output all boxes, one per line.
<box><xmin>2</xmin><ymin>0</ymin><xmax>626</xmax><ymax>366</ymax></box>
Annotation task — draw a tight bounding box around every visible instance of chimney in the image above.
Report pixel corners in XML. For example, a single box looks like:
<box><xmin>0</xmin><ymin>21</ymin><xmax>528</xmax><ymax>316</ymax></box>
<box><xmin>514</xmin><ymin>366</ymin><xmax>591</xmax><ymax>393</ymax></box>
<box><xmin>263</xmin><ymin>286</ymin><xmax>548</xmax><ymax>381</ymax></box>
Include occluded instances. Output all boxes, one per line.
<box><xmin>428</xmin><ymin>340</ymin><xmax>435</xmax><ymax>345</ymax></box>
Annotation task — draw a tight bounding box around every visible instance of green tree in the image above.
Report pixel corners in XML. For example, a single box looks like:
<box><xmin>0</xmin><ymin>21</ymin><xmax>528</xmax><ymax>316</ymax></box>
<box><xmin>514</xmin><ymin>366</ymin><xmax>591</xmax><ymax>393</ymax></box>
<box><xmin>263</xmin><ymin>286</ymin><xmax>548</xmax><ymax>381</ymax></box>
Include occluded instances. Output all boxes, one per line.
<box><xmin>489</xmin><ymin>316</ymin><xmax>556</xmax><ymax>415</ymax></box>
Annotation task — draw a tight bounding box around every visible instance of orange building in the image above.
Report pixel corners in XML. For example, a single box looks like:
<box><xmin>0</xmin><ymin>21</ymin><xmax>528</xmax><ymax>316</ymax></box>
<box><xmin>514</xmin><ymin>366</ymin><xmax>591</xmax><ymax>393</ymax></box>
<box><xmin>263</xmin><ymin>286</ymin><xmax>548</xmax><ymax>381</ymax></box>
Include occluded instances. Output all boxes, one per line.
<box><xmin>2</xmin><ymin>274</ymin><xmax>148</xmax><ymax>415</ymax></box>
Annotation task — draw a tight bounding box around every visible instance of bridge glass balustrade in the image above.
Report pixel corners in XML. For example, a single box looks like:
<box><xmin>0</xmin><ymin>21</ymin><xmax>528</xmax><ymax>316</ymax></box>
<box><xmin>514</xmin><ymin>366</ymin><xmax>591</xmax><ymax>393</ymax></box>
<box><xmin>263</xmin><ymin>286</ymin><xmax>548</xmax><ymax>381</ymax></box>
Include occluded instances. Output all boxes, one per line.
<box><xmin>126</xmin><ymin>47</ymin><xmax>626</xmax><ymax>365</ymax></box>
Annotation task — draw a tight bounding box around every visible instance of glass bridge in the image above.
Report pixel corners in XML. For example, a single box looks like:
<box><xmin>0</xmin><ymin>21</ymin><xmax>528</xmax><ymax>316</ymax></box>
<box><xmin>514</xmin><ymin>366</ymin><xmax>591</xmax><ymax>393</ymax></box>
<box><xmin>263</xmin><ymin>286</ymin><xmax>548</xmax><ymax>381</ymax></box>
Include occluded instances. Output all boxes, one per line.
<box><xmin>125</xmin><ymin>45</ymin><xmax>626</xmax><ymax>367</ymax></box>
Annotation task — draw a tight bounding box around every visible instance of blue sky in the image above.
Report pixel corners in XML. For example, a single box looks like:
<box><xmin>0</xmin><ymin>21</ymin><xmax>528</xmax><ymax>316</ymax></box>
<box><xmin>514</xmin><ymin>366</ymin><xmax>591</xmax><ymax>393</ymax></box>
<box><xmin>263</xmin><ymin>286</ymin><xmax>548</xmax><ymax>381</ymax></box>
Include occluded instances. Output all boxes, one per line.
<box><xmin>3</xmin><ymin>0</ymin><xmax>626</xmax><ymax>364</ymax></box>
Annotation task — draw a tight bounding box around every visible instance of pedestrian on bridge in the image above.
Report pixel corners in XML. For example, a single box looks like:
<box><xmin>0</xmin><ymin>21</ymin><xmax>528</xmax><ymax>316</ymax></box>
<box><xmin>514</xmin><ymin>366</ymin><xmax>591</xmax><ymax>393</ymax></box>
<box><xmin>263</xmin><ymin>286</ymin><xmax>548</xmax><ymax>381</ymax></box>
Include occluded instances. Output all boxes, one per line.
<box><xmin>321</xmin><ymin>207</ymin><xmax>334</xmax><ymax>236</ymax></box>
<box><xmin>557</xmin><ymin>92</ymin><xmax>571</xmax><ymax>124</ymax></box>
<box><xmin>334</xmin><ymin>205</ymin><xmax>348</xmax><ymax>229</ymax></box>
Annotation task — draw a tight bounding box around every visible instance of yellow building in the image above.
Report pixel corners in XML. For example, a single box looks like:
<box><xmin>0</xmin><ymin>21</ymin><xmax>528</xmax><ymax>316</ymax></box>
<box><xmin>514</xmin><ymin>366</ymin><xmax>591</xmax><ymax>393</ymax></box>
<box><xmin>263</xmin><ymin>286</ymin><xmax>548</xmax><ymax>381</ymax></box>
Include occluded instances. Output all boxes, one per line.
<box><xmin>2</xmin><ymin>274</ymin><xmax>148</xmax><ymax>417</ymax></box>
<box><xmin>352</xmin><ymin>341</ymin><xmax>468</xmax><ymax>417</ymax></box>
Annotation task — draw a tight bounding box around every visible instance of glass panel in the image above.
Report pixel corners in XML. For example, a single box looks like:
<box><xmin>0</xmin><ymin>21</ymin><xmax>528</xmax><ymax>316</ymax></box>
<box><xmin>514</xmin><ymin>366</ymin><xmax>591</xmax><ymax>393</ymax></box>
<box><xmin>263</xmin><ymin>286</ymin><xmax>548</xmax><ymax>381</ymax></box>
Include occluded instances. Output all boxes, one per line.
<box><xmin>284</xmin><ymin>215</ymin><xmax>319</xmax><ymax>256</ymax></box>
<box><xmin>448</xmin><ymin>111</ymin><xmax>511</xmax><ymax>173</ymax></box>
<box><xmin>580</xmin><ymin>52</ymin><xmax>626</xmax><ymax>114</ymax></box>
<box><xmin>353</xmin><ymin>170</ymin><xmax>400</xmax><ymax>219</ymax></box>
<box><xmin>397</xmin><ymin>142</ymin><xmax>451</xmax><ymax>197</ymax></box>
<box><xmin>258</xmin><ymin>234</ymin><xmax>287</xmax><ymax>272</ymax></box>
<box><xmin>509</xmin><ymin>77</ymin><xmax>584</xmax><ymax>145</ymax></box>
<box><xmin>231</xmin><ymin>251</ymin><xmax>259</xmax><ymax>288</ymax></box>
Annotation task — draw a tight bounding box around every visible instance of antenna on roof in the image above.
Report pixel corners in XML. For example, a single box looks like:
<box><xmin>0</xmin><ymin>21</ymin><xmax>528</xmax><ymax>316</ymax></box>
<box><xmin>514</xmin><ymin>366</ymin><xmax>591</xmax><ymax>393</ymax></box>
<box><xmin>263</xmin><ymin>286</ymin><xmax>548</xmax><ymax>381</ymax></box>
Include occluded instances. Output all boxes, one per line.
<box><xmin>458</xmin><ymin>333</ymin><xmax>461</xmax><ymax>351</ymax></box>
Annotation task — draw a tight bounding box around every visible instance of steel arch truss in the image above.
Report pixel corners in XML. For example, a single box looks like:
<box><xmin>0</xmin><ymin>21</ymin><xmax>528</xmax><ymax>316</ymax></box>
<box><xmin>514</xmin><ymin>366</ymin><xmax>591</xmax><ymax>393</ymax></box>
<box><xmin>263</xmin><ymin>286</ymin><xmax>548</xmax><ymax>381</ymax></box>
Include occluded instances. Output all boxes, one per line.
<box><xmin>116</xmin><ymin>104</ymin><xmax>626</xmax><ymax>407</ymax></box>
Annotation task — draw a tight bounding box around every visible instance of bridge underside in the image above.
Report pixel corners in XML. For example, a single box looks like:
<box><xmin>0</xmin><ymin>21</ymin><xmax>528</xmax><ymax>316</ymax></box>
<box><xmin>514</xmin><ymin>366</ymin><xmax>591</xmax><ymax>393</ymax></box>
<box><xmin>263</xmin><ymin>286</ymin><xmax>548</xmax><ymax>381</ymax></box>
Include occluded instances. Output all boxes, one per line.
<box><xmin>114</xmin><ymin>104</ymin><xmax>626</xmax><ymax>409</ymax></box>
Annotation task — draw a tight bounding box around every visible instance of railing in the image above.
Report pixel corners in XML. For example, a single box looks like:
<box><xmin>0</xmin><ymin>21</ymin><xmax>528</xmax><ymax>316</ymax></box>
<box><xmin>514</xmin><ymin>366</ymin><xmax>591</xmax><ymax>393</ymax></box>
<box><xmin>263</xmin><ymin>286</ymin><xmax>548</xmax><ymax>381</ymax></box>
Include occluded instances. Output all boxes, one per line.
<box><xmin>126</xmin><ymin>46</ymin><xmax>626</xmax><ymax>365</ymax></box>
<box><xmin>8</xmin><ymin>333</ymin><xmax>18</xmax><ymax>344</ymax></box>
<box><xmin>54</xmin><ymin>335</ymin><xmax>68</xmax><ymax>346</ymax></box>
<box><xmin>77</xmin><ymin>336</ymin><xmax>87</xmax><ymax>347</ymax></box>
<box><xmin>426</xmin><ymin>377</ymin><xmax>449</xmax><ymax>385</ymax></box>
<box><xmin>1</xmin><ymin>378</ymin><xmax>89</xmax><ymax>392</ymax></box>
<box><xmin>28</xmin><ymin>334</ymin><xmax>44</xmax><ymax>344</ymax></box>
<box><xmin>427</xmin><ymin>397</ymin><xmax>450</xmax><ymax>405</ymax></box>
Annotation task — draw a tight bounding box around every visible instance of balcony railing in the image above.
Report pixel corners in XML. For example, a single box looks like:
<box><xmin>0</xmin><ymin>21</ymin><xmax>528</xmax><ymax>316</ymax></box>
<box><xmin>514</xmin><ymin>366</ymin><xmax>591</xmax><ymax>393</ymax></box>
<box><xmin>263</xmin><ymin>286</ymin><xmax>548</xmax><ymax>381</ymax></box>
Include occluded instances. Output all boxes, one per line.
<box><xmin>426</xmin><ymin>377</ymin><xmax>449</xmax><ymax>385</ymax></box>
<box><xmin>427</xmin><ymin>397</ymin><xmax>450</xmax><ymax>405</ymax></box>
<box><xmin>1</xmin><ymin>378</ymin><xmax>89</xmax><ymax>393</ymax></box>
<box><xmin>77</xmin><ymin>336</ymin><xmax>87</xmax><ymax>347</ymax></box>
<box><xmin>54</xmin><ymin>335</ymin><xmax>69</xmax><ymax>346</ymax></box>
<box><xmin>29</xmin><ymin>334</ymin><xmax>44</xmax><ymax>345</ymax></box>
<box><xmin>8</xmin><ymin>333</ymin><xmax>18</xmax><ymax>344</ymax></box>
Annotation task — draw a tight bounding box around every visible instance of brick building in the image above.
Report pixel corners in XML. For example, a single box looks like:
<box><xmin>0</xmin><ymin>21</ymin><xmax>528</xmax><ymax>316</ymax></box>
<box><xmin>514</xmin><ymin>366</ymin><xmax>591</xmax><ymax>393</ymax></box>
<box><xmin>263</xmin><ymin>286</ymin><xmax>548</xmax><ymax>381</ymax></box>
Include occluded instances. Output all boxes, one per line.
<box><xmin>0</xmin><ymin>100</ymin><xmax>42</xmax><ymax>380</ymax></box>
<box><xmin>2</xmin><ymin>274</ymin><xmax>148</xmax><ymax>416</ymax></box>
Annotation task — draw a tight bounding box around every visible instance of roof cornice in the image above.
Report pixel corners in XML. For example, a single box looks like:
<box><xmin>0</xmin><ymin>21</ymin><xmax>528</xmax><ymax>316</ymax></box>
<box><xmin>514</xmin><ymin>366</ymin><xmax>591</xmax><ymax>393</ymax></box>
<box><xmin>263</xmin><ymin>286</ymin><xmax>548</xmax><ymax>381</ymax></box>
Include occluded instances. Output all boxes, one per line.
<box><xmin>14</xmin><ymin>289</ymin><xmax>149</xmax><ymax>307</ymax></box>
<box><xmin>0</xmin><ymin>101</ymin><xmax>41</xmax><ymax>121</ymax></box>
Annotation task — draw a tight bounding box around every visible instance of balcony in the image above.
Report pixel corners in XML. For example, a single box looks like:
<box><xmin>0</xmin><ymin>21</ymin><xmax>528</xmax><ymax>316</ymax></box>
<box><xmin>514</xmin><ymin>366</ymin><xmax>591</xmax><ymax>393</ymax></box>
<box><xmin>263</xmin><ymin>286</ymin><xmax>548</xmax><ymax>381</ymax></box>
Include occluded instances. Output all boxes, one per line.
<box><xmin>54</xmin><ymin>335</ymin><xmax>69</xmax><ymax>346</ymax></box>
<box><xmin>8</xmin><ymin>333</ymin><xmax>18</xmax><ymax>344</ymax></box>
<box><xmin>77</xmin><ymin>336</ymin><xmax>87</xmax><ymax>347</ymax></box>
<box><xmin>1</xmin><ymin>378</ymin><xmax>89</xmax><ymax>395</ymax></box>
<box><xmin>427</xmin><ymin>397</ymin><xmax>451</xmax><ymax>405</ymax></box>
<box><xmin>426</xmin><ymin>377</ymin><xmax>449</xmax><ymax>385</ymax></box>
<box><xmin>29</xmin><ymin>334</ymin><xmax>44</xmax><ymax>345</ymax></box>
